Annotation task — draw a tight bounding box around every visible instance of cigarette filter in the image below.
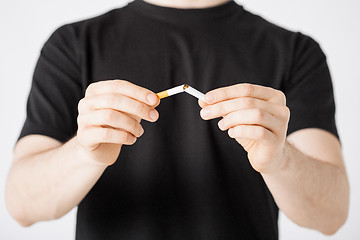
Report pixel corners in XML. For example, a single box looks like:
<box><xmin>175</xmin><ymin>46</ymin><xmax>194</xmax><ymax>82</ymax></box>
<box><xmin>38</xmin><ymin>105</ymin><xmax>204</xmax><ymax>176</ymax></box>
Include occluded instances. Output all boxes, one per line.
<box><xmin>183</xmin><ymin>84</ymin><xmax>205</xmax><ymax>101</ymax></box>
<box><xmin>156</xmin><ymin>84</ymin><xmax>185</xmax><ymax>99</ymax></box>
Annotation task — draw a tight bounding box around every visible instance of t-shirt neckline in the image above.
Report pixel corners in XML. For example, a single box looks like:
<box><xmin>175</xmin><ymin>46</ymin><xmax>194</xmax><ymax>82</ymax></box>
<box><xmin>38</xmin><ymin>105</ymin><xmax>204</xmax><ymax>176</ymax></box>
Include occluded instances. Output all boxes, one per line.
<box><xmin>128</xmin><ymin>0</ymin><xmax>243</xmax><ymax>22</ymax></box>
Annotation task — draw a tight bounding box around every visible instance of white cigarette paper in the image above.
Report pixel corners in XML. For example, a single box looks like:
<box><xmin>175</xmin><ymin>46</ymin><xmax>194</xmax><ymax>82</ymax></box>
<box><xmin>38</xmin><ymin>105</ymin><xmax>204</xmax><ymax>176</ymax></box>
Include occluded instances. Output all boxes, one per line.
<box><xmin>156</xmin><ymin>84</ymin><xmax>185</xmax><ymax>99</ymax></box>
<box><xmin>183</xmin><ymin>84</ymin><xmax>206</xmax><ymax>101</ymax></box>
<box><xmin>167</xmin><ymin>85</ymin><xmax>185</xmax><ymax>96</ymax></box>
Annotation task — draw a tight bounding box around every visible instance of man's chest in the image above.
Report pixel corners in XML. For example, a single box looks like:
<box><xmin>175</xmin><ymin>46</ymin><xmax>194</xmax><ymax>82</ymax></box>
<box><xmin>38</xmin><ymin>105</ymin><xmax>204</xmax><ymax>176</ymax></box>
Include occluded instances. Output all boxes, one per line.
<box><xmin>80</xmin><ymin>25</ymin><xmax>286</xmax><ymax>93</ymax></box>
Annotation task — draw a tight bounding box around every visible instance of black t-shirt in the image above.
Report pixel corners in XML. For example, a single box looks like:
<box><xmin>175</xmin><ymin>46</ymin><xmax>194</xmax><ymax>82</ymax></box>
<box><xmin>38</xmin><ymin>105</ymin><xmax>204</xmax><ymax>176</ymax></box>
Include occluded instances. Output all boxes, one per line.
<box><xmin>19</xmin><ymin>0</ymin><xmax>338</xmax><ymax>239</ymax></box>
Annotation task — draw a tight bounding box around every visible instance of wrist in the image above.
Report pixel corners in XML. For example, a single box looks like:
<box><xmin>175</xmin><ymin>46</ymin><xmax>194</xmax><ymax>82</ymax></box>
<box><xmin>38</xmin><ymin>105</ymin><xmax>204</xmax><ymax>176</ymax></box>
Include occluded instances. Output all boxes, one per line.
<box><xmin>72</xmin><ymin>136</ymin><xmax>110</xmax><ymax>169</ymax></box>
<box><xmin>261</xmin><ymin>140</ymin><xmax>290</xmax><ymax>175</ymax></box>
<box><xmin>277</xmin><ymin>140</ymin><xmax>291</xmax><ymax>172</ymax></box>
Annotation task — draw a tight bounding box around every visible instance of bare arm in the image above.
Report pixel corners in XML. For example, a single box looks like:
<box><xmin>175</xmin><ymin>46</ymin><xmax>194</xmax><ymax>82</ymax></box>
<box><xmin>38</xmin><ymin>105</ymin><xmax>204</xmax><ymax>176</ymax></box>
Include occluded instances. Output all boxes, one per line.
<box><xmin>5</xmin><ymin>80</ymin><xmax>160</xmax><ymax>226</ymax></box>
<box><xmin>199</xmin><ymin>83</ymin><xmax>349</xmax><ymax>235</ymax></box>
<box><xmin>262</xmin><ymin>129</ymin><xmax>349</xmax><ymax>235</ymax></box>
<box><xmin>6</xmin><ymin>135</ymin><xmax>107</xmax><ymax>226</ymax></box>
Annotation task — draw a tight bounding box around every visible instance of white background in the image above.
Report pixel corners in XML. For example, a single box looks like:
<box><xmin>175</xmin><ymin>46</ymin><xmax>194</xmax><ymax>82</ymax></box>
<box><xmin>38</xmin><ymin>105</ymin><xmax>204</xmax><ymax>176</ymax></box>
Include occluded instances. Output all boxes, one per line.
<box><xmin>0</xmin><ymin>0</ymin><xmax>359</xmax><ymax>239</ymax></box>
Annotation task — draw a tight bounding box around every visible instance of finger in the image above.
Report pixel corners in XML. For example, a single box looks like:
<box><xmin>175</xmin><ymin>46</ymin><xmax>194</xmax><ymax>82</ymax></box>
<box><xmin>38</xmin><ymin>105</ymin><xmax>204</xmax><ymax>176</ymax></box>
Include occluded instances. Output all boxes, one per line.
<box><xmin>217</xmin><ymin>109</ymin><xmax>283</xmax><ymax>135</ymax></box>
<box><xmin>128</xmin><ymin>113</ymin><xmax>142</xmax><ymax>123</ymax></box>
<box><xmin>153</xmin><ymin>99</ymin><xmax>161</xmax><ymax>108</ymax></box>
<box><xmin>198</xmin><ymin>99</ymin><xmax>208</xmax><ymax>108</ymax></box>
<box><xmin>85</xmin><ymin>80</ymin><xmax>160</xmax><ymax>106</ymax></box>
<box><xmin>79</xmin><ymin>127</ymin><xmax>137</xmax><ymax>150</ymax></box>
<box><xmin>227</xmin><ymin>125</ymin><xmax>275</xmax><ymax>144</ymax></box>
<box><xmin>200</xmin><ymin>97</ymin><xmax>289</xmax><ymax>120</ymax></box>
<box><xmin>79</xmin><ymin>94</ymin><xmax>159</xmax><ymax>122</ymax></box>
<box><xmin>205</xmin><ymin>83</ymin><xmax>286</xmax><ymax>105</ymax></box>
<box><xmin>78</xmin><ymin>109</ymin><xmax>144</xmax><ymax>138</ymax></box>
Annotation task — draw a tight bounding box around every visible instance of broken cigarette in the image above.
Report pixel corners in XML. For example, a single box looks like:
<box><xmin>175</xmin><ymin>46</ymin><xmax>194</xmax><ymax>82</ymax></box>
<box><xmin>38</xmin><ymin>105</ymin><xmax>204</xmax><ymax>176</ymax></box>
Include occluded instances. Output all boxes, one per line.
<box><xmin>183</xmin><ymin>84</ymin><xmax>205</xmax><ymax>101</ymax></box>
<box><xmin>156</xmin><ymin>84</ymin><xmax>205</xmax><ymax>101</ymax></box>
<box><xmin>156</xmin><ymin>85</ymin><xmax>184</xmax><ymax>99</ymax></box>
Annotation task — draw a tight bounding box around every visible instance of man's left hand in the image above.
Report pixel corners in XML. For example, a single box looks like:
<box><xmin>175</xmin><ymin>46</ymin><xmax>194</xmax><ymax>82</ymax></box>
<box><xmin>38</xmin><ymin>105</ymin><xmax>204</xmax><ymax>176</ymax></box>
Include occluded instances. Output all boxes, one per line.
<box><xmin>199</xmin><ymin>83</ymin><xmax>290</xmax><ymax>174</ymax></box>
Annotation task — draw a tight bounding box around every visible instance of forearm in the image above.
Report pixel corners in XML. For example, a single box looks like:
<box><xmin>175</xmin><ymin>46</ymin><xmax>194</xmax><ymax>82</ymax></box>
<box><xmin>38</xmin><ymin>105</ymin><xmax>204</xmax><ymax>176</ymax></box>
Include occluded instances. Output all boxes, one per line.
<box><xmin>6</xmin><ymin>80</ymin><xmax>160</xmax><ymax>226</ymax></box>
<box><xmin>5</xmin><ymin>136</ymin><xmax>107</xmax><ymax>226</ymax></box>
<box><xmin>262</xmin><ymin>141</ymin><xmax>349</xmax><ymax>235</ymax></box>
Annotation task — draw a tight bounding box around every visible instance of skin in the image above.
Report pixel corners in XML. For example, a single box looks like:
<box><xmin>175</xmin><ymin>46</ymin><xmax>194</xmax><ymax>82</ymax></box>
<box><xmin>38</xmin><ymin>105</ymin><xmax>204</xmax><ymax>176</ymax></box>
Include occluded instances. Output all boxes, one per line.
<box><xmin>6</xmin><ymin>80</ymin><xmax>161</xmax><ymax>226</ymax></box>
<box><xmin>199</xmin><ymin>83</ymin><xmax>349</xmax><ymax>235</ymax></box>
<box><xmin>143</xmin><ymin>0</ymin><xmax>230</xmax><ymax>8</ymax></box>
<box><xmin>6</xmin><ymin>80</ymin><xmax>349</xmax><ymax>235</ymax></box>
<box><xmin>5</xmin><ymin>0</ymin><xmax>349</xmax><ymax>235</ymax></box>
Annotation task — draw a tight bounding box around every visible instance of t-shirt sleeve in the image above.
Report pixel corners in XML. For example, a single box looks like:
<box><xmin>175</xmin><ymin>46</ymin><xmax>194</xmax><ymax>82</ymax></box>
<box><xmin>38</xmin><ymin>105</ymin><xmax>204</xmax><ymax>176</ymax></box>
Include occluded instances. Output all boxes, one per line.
<box><xmin>285</xmin><ymin>33</ymin><xmax>339</xmax><ymax>139</ymax></box>
<box><xmin>18</xmin><ymin>24</ymin><xmax>83</xmax><ymax>143</ymax></box>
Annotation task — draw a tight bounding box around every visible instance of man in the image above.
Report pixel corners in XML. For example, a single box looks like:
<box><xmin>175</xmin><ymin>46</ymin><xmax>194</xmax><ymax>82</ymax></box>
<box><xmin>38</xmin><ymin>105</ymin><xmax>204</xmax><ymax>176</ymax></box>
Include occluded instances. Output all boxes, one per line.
<box><xmin>5</xmin><ymin>0</ymin><xmax>349</xmax><ymax>239</ymax></box>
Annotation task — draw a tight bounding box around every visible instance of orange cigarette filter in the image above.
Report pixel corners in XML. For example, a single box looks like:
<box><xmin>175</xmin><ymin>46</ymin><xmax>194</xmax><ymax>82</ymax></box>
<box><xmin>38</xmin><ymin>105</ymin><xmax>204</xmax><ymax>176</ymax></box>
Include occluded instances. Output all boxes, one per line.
<box><xmin>156</xmin><ymin>90</ymin><xmax>169</xmax><ymax>99</ymax></box>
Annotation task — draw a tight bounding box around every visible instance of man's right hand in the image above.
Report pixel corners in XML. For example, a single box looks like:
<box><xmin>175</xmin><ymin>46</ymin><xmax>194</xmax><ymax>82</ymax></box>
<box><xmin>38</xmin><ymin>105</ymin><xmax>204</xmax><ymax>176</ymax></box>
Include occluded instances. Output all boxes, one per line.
<box><xmin>7</xmin><ymin>79</ymin><xmax>161</xmax><ymax>225</ymax></box>
<box><xmin>76</xmin><ymin>80</ymin><xmax>160</xmax><ymax>166</ymax></box>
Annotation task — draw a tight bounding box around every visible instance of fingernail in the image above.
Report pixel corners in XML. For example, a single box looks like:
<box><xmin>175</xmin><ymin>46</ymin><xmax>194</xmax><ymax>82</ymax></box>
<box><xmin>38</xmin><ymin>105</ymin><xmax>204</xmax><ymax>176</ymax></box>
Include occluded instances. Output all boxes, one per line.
<box><xmin>149</xmin><ymin>109</ymin><xmax>158</xmax><ymax>121</ymax></box>
<box><xmin>131</xmin><ymin>136</ymin><xmax>137</xmax><ymax>143</ymax></box>
<box><xmin>218</xmin><ymin>119</ymin><xmax>224</xmax><ymax>129</ymax></box>
<box><xmin>205</xmin><ymin>94</ymin><xmax>214</xmax><ymax>103</ymax></box>
<box><xmin>147</xmin><ymin>93</ymin><xmax>158</xmax><ymax>105</ymax></box>
<box><xmin>200</xmin><ymin>108</ymin><xmax>210</xmax><ymax>118</ymax></box>
<box><xmin>228</xmin><ymin>128</ymin><xmax>234</xmax><ymax>137</ymax></box>
<box><xmin>139</xmin><ymin>127</ymin><xmax>144</xmax><ymax>136</ymax></box>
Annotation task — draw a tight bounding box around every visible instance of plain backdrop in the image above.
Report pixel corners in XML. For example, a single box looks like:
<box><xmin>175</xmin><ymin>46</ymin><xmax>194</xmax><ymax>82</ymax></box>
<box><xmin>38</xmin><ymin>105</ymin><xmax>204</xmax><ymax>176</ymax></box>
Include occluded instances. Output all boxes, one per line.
<box><xmin>1</xmin><ymin>0</ymin><xmax>359</xmax><ymax>239</ymax></box>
